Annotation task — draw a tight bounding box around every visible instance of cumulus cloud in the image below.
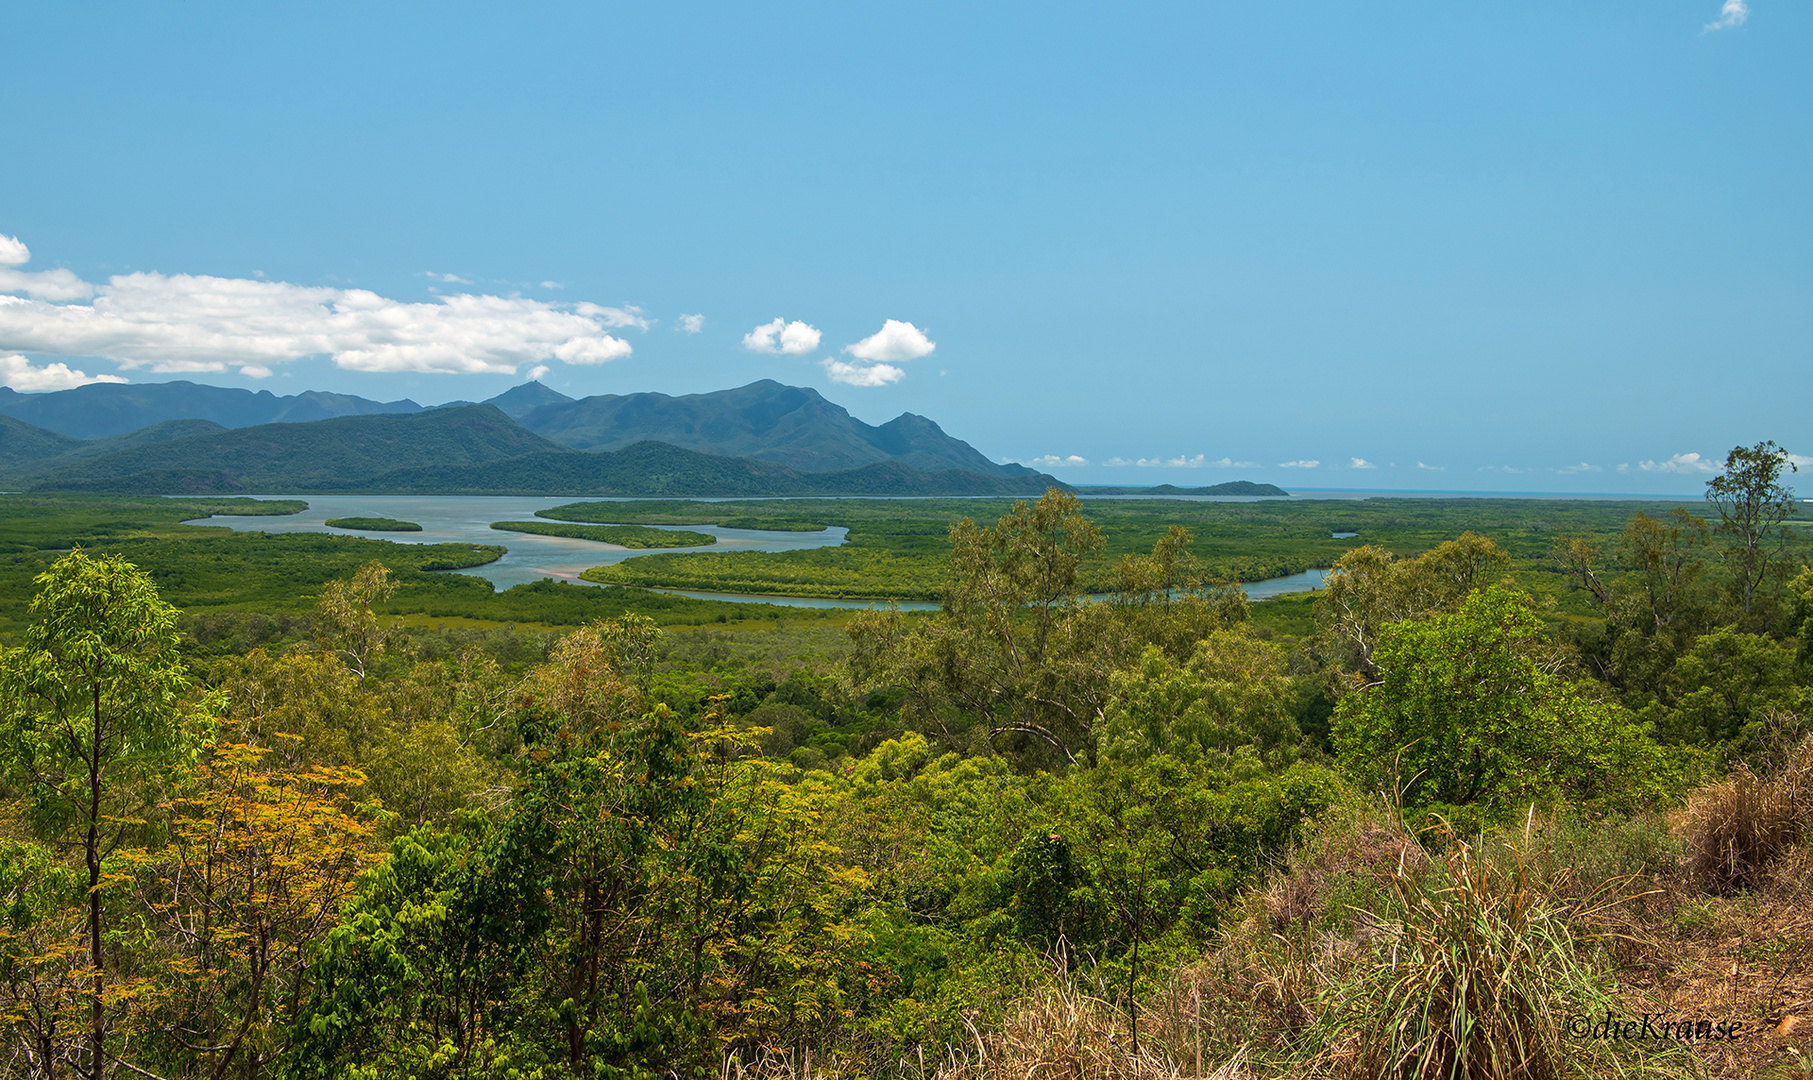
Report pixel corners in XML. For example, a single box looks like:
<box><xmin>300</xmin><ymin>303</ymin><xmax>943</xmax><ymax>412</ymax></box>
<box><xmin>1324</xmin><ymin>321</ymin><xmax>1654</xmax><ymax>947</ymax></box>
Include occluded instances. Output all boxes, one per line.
<box><xmin>0</xmin><ymin>235</ymin><xmax>96</xmax><ymax>302</ymax></box>
<box><xmin>1278</xmin><ymin>460</ymin><xmax>1320</xmax><ymax>469</ymax></box>
<box><xmin>0</xmin><ymin>352</ymin><xmax>127</xmax><ymax>392</ymax></box>
<box><xmin>240</xmin><ymin>365</ymin><xmax>273</xmax><ymax>379</ymax></box>
<box><xmin>1556</xmin><ymin>462</ymin><xmax>1603</xmax><ymax>475</ymax></box>
<box><xmin>1479</xmin><ymin>465</ymin><xmax>1523</xmax><ymax>474</ymax></box>
<box><xmin>822</xmin><ymin>358</ymin><xmax>904</xmax><ymax>387</ymax></box>
<box><xmin>0</xmin><ymin>260</ymin><xmax>642</xmax><ymax>375</ymax></box>
<box><xmin>846</xmin><ymin>319</ymin><xmax>936</xmax><ymax>363</ymax></box>
<box><xmin>1639</xmin><ymin>452</ymin><xmax>1719</xmax><ymax>474</ymax></box>
<box><xmin>1014</xmin><ymin>454</ymin><xmax>1091</xmax><ymax>468</ymax></box>
<box><xmin>424</xmin><ymin>271</ymin><xmax>471</xmax><ymax>284</ymax></box>
<box><xmin>539</xmin><ymin>281</ymin><xmax>563</xmax><ymax>289</ymax></box>
<box><xmin>1705</xmin><ymin>0</ymin><xmax>1748</xmax><ymax>30</ymax></box>
<box><xmin>1417</xmin><ymin>462</ymin><xmax>1445</xmax><ymax>472</ymax></box>
<box><xmin>1349</xmin><ymin>457</ymin><xmax>1376</xmax><ymax>469</ymax></box>
<box><xmin>743</xmin><ymin>317</ymin><xmax>822</xmax><ymax>355</ymax></box>
<box><xmin>528</xmin><ymin>364</ymin><xmax>551</xmax><ymax>381</ymax></box>
<box><xmin>676</xmin><ymin>313</ymin><xmax>705</xmax><ymax>334</ymax></box>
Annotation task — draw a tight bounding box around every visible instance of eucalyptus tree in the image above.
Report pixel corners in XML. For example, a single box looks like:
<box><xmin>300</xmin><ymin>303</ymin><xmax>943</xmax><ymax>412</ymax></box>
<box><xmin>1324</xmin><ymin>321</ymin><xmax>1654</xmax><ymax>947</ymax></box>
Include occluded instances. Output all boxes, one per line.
<box><xmin>0</xmin><ymin>549</ymin><xmax>208</xmax><ymax>1080</ymax></box>
<box><xmin>1705</xmin><ymin>440</ymin><xmax>1799</xmax><ymax>620</ymax></box>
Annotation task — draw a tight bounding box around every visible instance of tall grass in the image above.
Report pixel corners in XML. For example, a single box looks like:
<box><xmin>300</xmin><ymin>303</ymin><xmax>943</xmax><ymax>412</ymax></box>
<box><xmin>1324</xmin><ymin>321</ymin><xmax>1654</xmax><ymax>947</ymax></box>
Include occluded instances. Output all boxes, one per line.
<box><xmin>1678</xmin><ymin>735</ymin><xmax>1813</xmax><ymax>893</ymax></box>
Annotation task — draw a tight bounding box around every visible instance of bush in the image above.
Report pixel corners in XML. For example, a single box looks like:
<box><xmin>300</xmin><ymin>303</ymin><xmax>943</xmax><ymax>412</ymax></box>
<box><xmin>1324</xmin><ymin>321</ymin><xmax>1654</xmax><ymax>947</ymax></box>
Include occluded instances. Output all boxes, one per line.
<box><xmin>1334</xmin><ymin>587</ymin><xmax>1697</xmax><ymax>823</ymax></box>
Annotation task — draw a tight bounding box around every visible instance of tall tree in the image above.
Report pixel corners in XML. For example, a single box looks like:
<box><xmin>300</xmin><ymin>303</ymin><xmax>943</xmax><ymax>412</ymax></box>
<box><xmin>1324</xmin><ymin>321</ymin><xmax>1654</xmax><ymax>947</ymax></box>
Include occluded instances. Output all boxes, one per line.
<box><xmin>1705</xmin><ymin>440</ymin><xmax>1799</xmax><ymax>619</ymax></box>
<box><xmin>848</xmin><ymin>490</ymin><xmax>1246</xmax><ymax>767</ymax></box>
<box><xmin>0</xmin><ymin>549</ymin><xmax>206</xmax><ymax>1080</ymax></box>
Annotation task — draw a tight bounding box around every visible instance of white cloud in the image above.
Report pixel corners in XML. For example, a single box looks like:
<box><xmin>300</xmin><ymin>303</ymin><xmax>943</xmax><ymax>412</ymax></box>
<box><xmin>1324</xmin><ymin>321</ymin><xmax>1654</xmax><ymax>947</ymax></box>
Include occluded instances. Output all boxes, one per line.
<box><xmin>1349</xmin><ymin>457</ymin><xmax>1376</xmax><ymax>469</ymax></box>
<box><xmin>743</xmin><ymin>317</ymin><xmax>822</xmax><ymax>355</ymax></box>
<box><xmin>1417</xmin><ymin>461</ymin><xmax>1445</xmax><ymax>472</ymax></box>
<box><xmin>539</xmin><ymin>281</ymin><xmax>563</xmax><ymax>289</ymax></box>
<box><xmin>1015</xmin><ymin>454</ymin><xmax>1091</xmax><ymax>468</ymax></box>
<box><xmin>822</xmin><ymin>358</ymin><xmax>903</xmax><ymax>386</ymax></box>
<box><xmin>1479</xmin><ymin>465</ymin><xmax>1523</xmax><ymax>474</ymax></box>
<box><xmin>1639</xmin><ymin>452</ymin><xmax>1719</xmax><ymax>475</ymax></box>
<box><xmin>425</xmin><ymin>271</ymin><xmax>471</xmax><ymax>284</ymax></box>
<box><xmin>1278</xmin><ymin>460</ymin><xmax>1320</xmax><ymax>469</ymax></box>
<box><xmin>1786</xmin><ymin>453</ymin><xmax>1811</xmax><ymax>470</ymax></box>
<box><xmin>0</xmin><ymin>266</ymin><xmax>641</xmax><ymax>375</ymax></box>
<box><xmin>846</xmin><ymin>319</ymin><xmax>935</xmax><ymax>363</ymax></box>
<box><xmin>0</xmin><ymin>237</ymin><xmax>95</xmax><ymax>301</ymax></box>
<box><xmin>239</xmin><ymin>365</ymin><xmax>273</xmax><ymax>379</ymax></box>
<box><xmin>1556</xmin><ymin>462</ymin><xmax>1603</xmax><ymax>475</ymax></box>
<box><xmin>0</xmin><ymin>352</ymin><xmax>127</xmax><ymax>391</ymax></box>
<box><xmin>1705</xmin><ymin>0</ymin><xmax>1748</xmax><ymax>31</ymax></box>
<box><xmin>528</xmin><ymin>364</ymin><xmax>551</xmax><ymax>381</ymax></box>
<box><xmin>575</xmin><ymin>302</ymin><xmax>651</xmax><ymax>331</ymax></box>
<box><xmin>1100</xmin><ymin>454</ymin><xmax>1259</xmax><ymax>468</ymax></box>
<box><xmin>676</xmin><ymin>313</ymin><xmax>705</xmax><ymax>335</ymax></box>
<box><xmin>1617</xmin><ymin>463</ymin><xmax>1632</xmax><ymax>474</ymax></box>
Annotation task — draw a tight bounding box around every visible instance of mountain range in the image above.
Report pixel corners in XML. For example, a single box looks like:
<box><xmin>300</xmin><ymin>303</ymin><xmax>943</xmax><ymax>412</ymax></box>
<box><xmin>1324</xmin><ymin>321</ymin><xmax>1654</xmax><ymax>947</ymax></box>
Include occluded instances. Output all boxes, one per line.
<box><xmin>0</xmin><ymin>378</ymin><xmax>1286</xmax><ymax>498</ymax></box>
<box><xmin>0</xmin><ymin>381</ymin><xmax>423</xmax><ymax>440</ymax></box>
<box><xmin>0</xmin><ymin>378</ymin><xmax>1034</xmax><ymax>478</ymax></box>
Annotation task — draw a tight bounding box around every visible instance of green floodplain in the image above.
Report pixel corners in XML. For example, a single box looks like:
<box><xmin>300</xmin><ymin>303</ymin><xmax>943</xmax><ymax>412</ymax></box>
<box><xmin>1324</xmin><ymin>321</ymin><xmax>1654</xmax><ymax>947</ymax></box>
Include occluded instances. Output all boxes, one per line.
<box><xmin>0</xmin><ymin>490</ymin><xmax>1753</xmax><ymax>635</ymax></box>
<box><xmin>4</xmin><ymin>461</ymin><xmax>1813</xmax><ymax>1079</ymax></box>
<box><xmin>489</xmin><ymin>518</ymin><xmax>717</xmax><ymax>548</ymax></box>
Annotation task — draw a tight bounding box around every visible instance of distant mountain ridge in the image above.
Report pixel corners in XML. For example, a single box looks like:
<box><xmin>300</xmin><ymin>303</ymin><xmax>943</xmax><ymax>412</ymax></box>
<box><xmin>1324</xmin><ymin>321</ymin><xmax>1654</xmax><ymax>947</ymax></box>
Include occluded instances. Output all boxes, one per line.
<box><xmin>15</xmin><ymin>406</ymin><xmax>1063</xmax><ymax>497</ymax></box>
<box><xmin>0</xmin><ymin>381</ymin><xmax>423</xmax><ymax>440</ymax></box>
<box><xmin>0</xmin><ymin>379</ymin><xmax>1029</xmax><ymax>484</ymax></box>
<box><xmin>0</xmin><ymin>378</ymin><xmax>1283</xmax><ymax>499</ymax></box>
<box><xmin>508</xmin><ymin>379</ymin><xmax>1037</xmax><ymax>478</ymax></box>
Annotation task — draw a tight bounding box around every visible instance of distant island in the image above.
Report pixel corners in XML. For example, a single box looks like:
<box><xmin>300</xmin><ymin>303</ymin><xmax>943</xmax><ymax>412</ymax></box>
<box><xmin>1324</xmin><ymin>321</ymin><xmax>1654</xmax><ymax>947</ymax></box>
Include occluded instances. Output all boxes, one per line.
<box><xmin>324</xmin><ymin>516</ymin><xmax>422</xmax><ymax>532</ymax></box>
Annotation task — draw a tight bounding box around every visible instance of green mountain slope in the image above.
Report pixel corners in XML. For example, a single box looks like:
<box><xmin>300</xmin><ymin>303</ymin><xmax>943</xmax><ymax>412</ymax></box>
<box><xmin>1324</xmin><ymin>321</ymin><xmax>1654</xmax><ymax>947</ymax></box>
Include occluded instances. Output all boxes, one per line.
<box><xmin>30</xmin><ymin>405</ymin><xmax>560</xmax><ymax>492</ymax></box>
<box><xmin>0</xmin><ymin>415</ymin><xmax>84</xmax><ymax>472</ymax></box>
<box><xmin>357</xmin><ymin>441</ymin><xmax>1064</xmax><ymax>497</ymax></box>
<box><xmin>515</xmin><ymin>379</ymin><xmax>1035</xmax><ymax>478</ymax></box>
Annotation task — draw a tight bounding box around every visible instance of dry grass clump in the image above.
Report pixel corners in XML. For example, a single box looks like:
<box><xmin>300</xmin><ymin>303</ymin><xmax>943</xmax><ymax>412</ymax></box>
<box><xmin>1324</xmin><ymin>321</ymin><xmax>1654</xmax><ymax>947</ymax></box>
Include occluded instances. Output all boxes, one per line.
<box><xmin>923</xmin><ymin>982</ymin><xmax>1241</xmax><ymax>1080</ymax></box>
<box><xmin>1166</xmin><ymin>803</ymin><xmax>1696</xmax><ymax>1080</ymax></box>
<box><xmin>1678</xmin><ymin>735</ymin><xmax>1813</xmax><ymax>893</ymax></box>
<box><xmin>1259</xmin><ymin>808</ymin><xmax>1425</xmax><ymax>933</ymax></box>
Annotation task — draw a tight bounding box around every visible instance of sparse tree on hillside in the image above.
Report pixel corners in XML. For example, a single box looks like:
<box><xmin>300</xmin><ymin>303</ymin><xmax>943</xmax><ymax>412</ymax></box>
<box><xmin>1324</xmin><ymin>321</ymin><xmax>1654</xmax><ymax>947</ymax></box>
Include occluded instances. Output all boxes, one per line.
<box><xmin>1705</xmin><ymin>440</ymin><xmax>1798</xmax><ymax>619</ymax></box>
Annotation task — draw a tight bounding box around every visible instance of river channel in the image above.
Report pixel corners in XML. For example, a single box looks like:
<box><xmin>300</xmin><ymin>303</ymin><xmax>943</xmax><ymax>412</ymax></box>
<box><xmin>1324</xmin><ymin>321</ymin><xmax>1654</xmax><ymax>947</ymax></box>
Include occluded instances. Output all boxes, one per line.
<box><xmin>194</xmin><ymin>495</ymin><xmax>1327</xmax><ymax>610</ymax></box>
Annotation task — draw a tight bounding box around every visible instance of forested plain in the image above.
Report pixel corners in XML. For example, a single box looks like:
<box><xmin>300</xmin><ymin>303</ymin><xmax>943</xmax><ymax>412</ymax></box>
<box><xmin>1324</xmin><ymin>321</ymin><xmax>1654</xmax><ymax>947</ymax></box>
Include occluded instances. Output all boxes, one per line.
<box><xmin>2</xmin><ymin>444</ymin><xmax>1812</xmax><ymax>1080</ymax></box>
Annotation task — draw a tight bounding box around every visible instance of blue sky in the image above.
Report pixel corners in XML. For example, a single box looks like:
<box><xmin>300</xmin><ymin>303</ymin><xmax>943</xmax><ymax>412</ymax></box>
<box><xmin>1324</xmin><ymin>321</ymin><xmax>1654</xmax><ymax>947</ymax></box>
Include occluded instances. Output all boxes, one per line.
<box><xmin>1</xmin><ymin>1</ymin><xmax>1806</xmax><ymax>494</ymax></box>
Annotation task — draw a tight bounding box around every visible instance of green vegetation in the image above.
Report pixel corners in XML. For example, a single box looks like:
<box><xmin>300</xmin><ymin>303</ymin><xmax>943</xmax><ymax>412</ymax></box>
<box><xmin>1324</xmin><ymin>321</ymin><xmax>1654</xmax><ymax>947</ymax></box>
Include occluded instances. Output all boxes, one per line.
<box><xmin>325</xmin><ymin>515</ymin><xmax>422</xmax><ymax>531</ymax></box>
<box><xmin>490</xmin><ymin>518</ymin><xmax>715</xmax><ymax>547</ymax></box>
<box><xmin>566</xmin><ymin>494</ymin><xmax>1753</xmax><ymax>601</ymax></box>
<box><xmin>3</xmin><ymin>450</ymin><xmax>1811</xmax><ymax>1079</ymax></box>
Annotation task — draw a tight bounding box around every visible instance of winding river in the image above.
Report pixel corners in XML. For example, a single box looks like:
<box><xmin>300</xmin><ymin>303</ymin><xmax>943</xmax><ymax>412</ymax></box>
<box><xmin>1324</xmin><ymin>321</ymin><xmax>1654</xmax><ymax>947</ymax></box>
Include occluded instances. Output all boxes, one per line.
<box><xmin>195</xmin><ymin>494</ymin><xmax>1327</xmax><ymax>609</ymax></box>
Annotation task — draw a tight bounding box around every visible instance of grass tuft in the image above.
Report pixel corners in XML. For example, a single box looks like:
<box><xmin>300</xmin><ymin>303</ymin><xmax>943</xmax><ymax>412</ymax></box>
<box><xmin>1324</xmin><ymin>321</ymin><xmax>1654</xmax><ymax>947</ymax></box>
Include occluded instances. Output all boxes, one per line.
<box><xmin>1678</xmin><ymin>735</ymin><xmax>1813</xmax><ymax>894</ymax></box>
